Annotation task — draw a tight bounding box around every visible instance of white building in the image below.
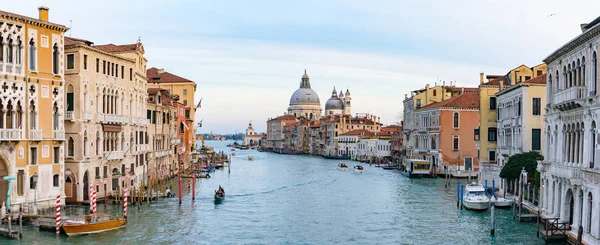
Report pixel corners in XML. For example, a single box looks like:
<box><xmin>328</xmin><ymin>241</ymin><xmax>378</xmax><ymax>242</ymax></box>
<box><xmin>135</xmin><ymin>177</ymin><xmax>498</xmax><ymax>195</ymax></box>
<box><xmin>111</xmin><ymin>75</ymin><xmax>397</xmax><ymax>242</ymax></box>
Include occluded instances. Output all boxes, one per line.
<box><xmin>376</xmin><ymin>138</ymin><xmax>391</xmax><ymax>159</ymax></box>
<box><xmin>243</xmin><ymin>121</ymin><xmax>262</xmax><ymax>147</ymax></box>
<box><xmin>539</xmin><ymin>16</ymin><xmax>600</xmax><ymax>244</ymax></box>
<box><xmin>338</xmin><ymin>129</ymin><xmax>371</xmax><ymax>159</ymax></box>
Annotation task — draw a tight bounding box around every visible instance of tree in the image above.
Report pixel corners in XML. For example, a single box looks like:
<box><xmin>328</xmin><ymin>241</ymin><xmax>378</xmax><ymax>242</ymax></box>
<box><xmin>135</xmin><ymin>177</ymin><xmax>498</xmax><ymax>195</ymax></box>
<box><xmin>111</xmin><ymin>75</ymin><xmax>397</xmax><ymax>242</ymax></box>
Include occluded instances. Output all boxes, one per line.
<box><xmin>499</xmin><ymin>151</ymin><xmax>541</xmax><ymax>184</ymax></box>
<box><xmin>394</xmin><ymin>112</ymin><xmax>404</xmax><ymax>126</ymax></box>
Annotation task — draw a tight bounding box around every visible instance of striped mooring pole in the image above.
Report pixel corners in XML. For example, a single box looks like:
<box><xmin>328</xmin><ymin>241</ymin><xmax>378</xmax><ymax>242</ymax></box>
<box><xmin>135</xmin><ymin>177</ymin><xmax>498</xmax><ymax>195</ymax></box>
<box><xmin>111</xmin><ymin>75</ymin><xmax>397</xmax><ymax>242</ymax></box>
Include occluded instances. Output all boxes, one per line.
<box><xmin>123</xmin><ymin>189</ymin><xmax>128</xmax><ymax>220</ymax></box>
<box><xmin>92</xmin><ymin>190</ymin><xmax>97</xmax><ymax>215</ymax></box>
<box><xmin>56</xmin><ymin>195</ymin><xmax>61</xmax><ymax>234</ymax></box>
<box><xmin>89</xmin><ymin>184</ymin><xmax>94</xmax><ymax>214</ymax></box>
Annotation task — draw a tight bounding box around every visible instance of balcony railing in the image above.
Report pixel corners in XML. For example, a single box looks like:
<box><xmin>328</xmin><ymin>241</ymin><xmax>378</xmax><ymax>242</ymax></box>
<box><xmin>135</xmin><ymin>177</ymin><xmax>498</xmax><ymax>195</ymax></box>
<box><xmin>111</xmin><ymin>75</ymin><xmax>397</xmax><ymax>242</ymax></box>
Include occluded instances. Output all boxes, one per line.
<box><xmin>104</xmin><ymin>151</ymin><xmax>124</xmax><ymax>160</ymax></box>
<box><xmin>98</xmin><ymin>113</ymin><xmax>127</xmax><ymax>124</ymax></box>
<box><xmin>552</xmin><ymin>86</ymin><xmax>585</xmax><ymax>106</ymax></box>
<box><xmin>30</xmin><ymin>129</ymin><xmax>42</xmax><ymax>140</ymax></box>
<box><xmin>550</xmin><ymin>164</ymin><xmax>582</xmax><ymax>180</ymax></box>
<box><xmin>65</xmin><ymin>111</ymin><xmax>74</xmax><ymax>121</ymax></box>
<box><xmin>154</xmin><ymin>150</ymin><xmax>169</xmax><ymax>158</ymax></box>
<box><xmin>53</xmin><ymin>130</ymin><xmax>65</xmax><ymax>140</ymax></box>
<box><xmin>0</xmin><ymin>129</ymin><xmax>23</xmax><ymax>140</ymax></box>
<box><xmin>84</xmin><ymin>112</ymin><xmax>92</xmax><ymax>121</ymax></box>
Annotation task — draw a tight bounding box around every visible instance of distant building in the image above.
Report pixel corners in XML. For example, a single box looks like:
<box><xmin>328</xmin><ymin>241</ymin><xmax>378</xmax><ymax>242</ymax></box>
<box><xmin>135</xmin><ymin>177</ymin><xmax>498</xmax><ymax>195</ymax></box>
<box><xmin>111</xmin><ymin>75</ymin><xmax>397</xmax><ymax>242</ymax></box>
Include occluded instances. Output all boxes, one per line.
<box><xmin>243</xmin><ymin>121</ymin><xmax>263</xmax><ymax>147</ymax></box>
<box><xmin>288</xmin><ymin>70</ymin><xmax>322</xmax><ymax>120</ymax></box>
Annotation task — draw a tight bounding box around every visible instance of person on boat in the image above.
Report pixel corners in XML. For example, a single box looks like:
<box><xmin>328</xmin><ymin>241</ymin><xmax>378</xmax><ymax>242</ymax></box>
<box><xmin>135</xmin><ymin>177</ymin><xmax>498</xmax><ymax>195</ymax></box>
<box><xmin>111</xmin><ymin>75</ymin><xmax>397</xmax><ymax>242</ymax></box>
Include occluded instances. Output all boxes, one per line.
<box><xmin>166</xmin><ymin>187</ymin><xmax>172</xmax><ymax>197</ymax></box>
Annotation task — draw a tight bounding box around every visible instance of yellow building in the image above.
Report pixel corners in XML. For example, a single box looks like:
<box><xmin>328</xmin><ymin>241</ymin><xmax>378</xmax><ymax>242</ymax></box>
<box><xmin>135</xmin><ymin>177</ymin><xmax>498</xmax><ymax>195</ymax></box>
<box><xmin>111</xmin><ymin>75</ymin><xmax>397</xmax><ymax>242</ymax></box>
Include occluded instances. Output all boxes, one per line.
<box><xmin>147</xmin><ymin>68</ymin><xmax>197</xmax><ymax>151</ymax></box>
<box><xmin>0</xmin><ymin>7</ymin><xmax>69</xmax><ymax>210</ymax></box>
<box><xmin>476</xmin><ymin>63</ymin><xmax>547</xmax><ymax>166</ymax></box>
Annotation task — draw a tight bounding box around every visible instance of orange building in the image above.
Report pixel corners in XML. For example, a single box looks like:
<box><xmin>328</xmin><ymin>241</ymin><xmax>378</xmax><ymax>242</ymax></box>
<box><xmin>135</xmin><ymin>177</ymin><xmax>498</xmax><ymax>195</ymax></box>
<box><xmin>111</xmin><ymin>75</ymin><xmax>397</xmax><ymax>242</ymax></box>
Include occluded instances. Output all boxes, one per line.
<box><xmin>413</xmin><ymin>91</ymin><xmax>480</xmax><ymax>174</ymax></box>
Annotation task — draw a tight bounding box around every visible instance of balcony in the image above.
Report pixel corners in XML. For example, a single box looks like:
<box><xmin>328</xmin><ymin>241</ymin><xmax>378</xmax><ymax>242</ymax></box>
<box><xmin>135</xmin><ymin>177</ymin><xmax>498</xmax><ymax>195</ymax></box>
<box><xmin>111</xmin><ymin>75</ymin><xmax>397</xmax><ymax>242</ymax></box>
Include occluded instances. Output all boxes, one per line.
<box><xmin>29</xmin><ymin>129</ymin><xmax>42</xmax><ymax>140</ymax></box>
<box><xmin>552</xmin><ymin>86</ymin><xmax>586</xmax><ymax>111</ymax></box>
<box><xmin>0</xmin><ymin>129</ymin><xmax>23</xmax><ymax>140</ymax></box>
<box><xmin>98</xmin><ymin>113</ymin><xmax>127</xmax><ymax>124</ymax></box>
<box><xmin>84</xmin><ymin>112</ymin><xmax>92</xmax><ymax>121</ymax></box>
<box><xmin>104</xmin><ymin>151</ymin><xmax>124</xmax><ymax>160</ymax></box>
<box><xmin>53</xmin><ymin>130</ymin><xmax>65</xmax><ymax>140</ymax></box>
<box><xmin>137</xmin><ymin>144</ymin><xmax>149</xmax><ymax>152</ymax></box>
<box><xmin>134</xmin><ymin>118</ymin><xmax>150</xmax><ymax>126</ymax></box>
<box><xmin>65</xmin><ymin>111</ymin><xmax>74</xmax><ymax>121</ymax></box>
<box><xmin>171</xmin><ymin>138</ymin><xmax>181</xmax><ymax>145</ymax></box>
<box><xmin>549</xmin><ymin>164</ymin><xmax>582</xmax><ymax>182</ymax></box>
<box><xmin>154</xmin><ymin>150</ymin><xmax>170</xmax><ymax>158</ymax></box>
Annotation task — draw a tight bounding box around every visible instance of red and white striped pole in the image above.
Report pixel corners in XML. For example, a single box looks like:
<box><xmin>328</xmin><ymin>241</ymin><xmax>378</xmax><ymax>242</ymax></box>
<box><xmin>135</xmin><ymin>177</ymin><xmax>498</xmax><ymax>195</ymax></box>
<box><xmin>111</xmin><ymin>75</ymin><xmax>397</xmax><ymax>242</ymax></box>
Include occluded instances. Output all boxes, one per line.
<box><xmin>56</xmin><ymin>195</ymin><xmax>61</xmax><ymax>234</ymax></box>
<box><xmin>123</xmin><ymin>189</ymin><xmax>128</xmax><ymax>220</ymax></box>
<box><xmin>89</xmin><ymin>184</ymin><xmax>93</xmax><ymax>214</ymax></box>
<box><xmin>92</xmin><ymin>190</ymin><xmax>97</xmax><ymax>215</ymax></box>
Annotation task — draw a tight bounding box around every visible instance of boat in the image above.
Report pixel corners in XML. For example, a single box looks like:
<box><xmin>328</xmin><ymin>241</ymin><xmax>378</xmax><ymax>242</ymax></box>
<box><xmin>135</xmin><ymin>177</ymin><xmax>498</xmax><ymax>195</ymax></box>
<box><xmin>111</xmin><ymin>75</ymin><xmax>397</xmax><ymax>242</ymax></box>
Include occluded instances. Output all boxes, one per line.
<box><xmin>338</xmin><ymin>163</ymin><xmax>348</xmax><ymax>171</ymax></box>
<box><xmin>323</xmin><ymin>155</ymin><xmax>346</xmax><ymax>160</ymax></box>
<box><xmin>353</xmin><ymin>165</ymin><xmax>364</xmax><ymax>173</ymax></box>
<box><xmin>462</xmin><ymin>183</ymin><xmax>491</xmax><ymax>211</ymax></box>
<box><xmin>399</xmin><ymin>159</ymin><xmax>433</xmax><ymax>178</ymax></box>
<box><xmin>240</xmin><ymin>145</ymin><xmax>249</xmax><ymax>150</ymax></box>
<box><xmin>491</xmin><ymin>196</ymin><xmax>513</xmax><ymax>208</ymax></box>
<box><xmin>248</xmin><ymin>156</ymin><xmax>254</xmax><ymax>161</ymax></box>
<box><xmin>214</xmin><ymin>186</ymin><xmax>225</xmax><ymax>202</ymax></box>
<box><xmin>232</xmin><ymin>152</ymin><xmax>237</xmax><ymax>156</ymax></box>
<box><xmin>61</xmin><ymin>213</ymin><xmax>126</xmax><ymax>236</ymax></box>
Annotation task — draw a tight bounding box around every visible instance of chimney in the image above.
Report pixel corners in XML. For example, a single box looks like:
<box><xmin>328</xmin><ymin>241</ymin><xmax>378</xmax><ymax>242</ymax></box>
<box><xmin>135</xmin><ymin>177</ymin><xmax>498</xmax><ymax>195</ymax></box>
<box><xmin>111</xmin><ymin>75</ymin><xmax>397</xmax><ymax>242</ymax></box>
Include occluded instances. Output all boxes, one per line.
<box><xmin>405</xmin><ymin>94</ymin><xmax>408</xmax><ymax>99</ymax></box>
<box><xmin>499</xmin><ymin>79</ymin><xmax>504</xmax><ymax>91</ymax></box>
<box><xmin>581</xmin><ymin>23</ymin><xmax>589</xmax><ymax>33</ymax></box>
<box><xmin>158</xmin><ymin>68</ymin><xmax>165</xmax><ymax>75</ymax></box>
<box><xmin>461</xmin><ymin>87</ymin><xmax>464</xmax><ymax>93</ymax></box>
<box><xmin>38</xmin><ymin>6</ymin><xmax>49</xmax><ymax>22</ymax></box>
<box><xmin>425</xmin><ymin>84</ymin><xmax>430</xmax><ymax>90</ymax></box>
<box><xmin>479</xmin><ymin>72</ymin><xmax>484</xmax><ymax>85</ymax></box>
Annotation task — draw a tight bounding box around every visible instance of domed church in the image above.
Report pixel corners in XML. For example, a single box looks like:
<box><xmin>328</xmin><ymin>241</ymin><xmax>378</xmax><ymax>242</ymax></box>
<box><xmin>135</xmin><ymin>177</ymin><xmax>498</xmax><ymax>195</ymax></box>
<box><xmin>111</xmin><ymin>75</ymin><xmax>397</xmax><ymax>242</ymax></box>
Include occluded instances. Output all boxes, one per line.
<box><xmin>325</xmin><ymin>87</ymin><xmax>351</xmax><ymax>116</ymax></box>
<box><xmin>288</xmin><ymin>70</ymin><xmax>323</xmax><ymax>120</ymax></box>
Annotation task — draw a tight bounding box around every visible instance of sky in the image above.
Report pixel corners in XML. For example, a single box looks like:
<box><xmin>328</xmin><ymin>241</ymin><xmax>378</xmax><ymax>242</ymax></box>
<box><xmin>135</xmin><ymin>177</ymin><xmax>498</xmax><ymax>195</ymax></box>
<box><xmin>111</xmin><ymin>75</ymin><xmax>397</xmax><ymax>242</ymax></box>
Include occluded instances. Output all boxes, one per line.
<box><xmin>7</xmin><ymin>1</ymin><xmax>600</xmax><ymax>134</ymax></box>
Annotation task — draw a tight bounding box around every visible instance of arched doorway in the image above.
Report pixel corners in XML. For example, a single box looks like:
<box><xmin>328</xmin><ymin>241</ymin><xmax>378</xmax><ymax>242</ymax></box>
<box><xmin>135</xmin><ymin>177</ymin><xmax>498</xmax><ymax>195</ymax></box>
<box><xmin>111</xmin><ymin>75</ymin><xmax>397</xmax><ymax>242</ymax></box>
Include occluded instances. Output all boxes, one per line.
<box><xmin>64</xmin><ymin>170</ymin><xmax>76</xmax><ymax>203</ymax></box>
<box><xmin>83</xmin><ymin>171</ymin><xmax>89</xmax><ymax>201</ymax></box>
<box><xmin>0</xmin><ymin>159</ymin><xmax>8</xmax><ymax>207</ymax></box>
<box><xmin>565</xmin><ymin>188</ymin><xmax>574</xmax><ymax>225</ymax></box>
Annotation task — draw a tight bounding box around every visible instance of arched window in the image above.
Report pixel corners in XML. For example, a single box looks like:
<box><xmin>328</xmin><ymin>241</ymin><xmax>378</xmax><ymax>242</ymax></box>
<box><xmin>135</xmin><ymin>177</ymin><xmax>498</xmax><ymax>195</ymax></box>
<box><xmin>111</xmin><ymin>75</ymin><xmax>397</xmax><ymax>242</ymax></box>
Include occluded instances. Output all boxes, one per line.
<box><xmin>594</xmin><ymin>52</ymin><xmax>598</xmax><ymax>94</ymax></box>
<box><xmin>0</xmin><ymin>36</ymin><xmax>4</xmax><ymax>62</ymax></box>
<box><xmin>591</xmin><ymin>121</ymin><xmax>596</xmax><ymax>169</ymax></box>
<box><xmin>548</xmin><ymin>74</ymin><xmax>553</xmax><ymax>98</ymax></box>
<box><xmin>582</xmin><ymin>56</ymin><xmax>586</xmax><ymax>87</ymax></box>
<box><xmin>68</xmin><ymin>137</ymin><xmax>75</xmax><ymax>157</ymax></box>
<box><xmin>556</xmin><ymin>70</ymin><xmax>560</xmax><ymax>91</ymax></box>
<box><xmin>453</xmin><ymin>135</ymin><xmax>459</xmax><ymax>150</ymax></box>
<box><xmin>453</xmin><ymin>112</ymin><xmax>459</xmax><ymax>128</ymax></box>
<box><xmin>6</xmin><ymin>101</ymin><xmax>13</xmax><ymax>129</ymax></box>
<box><xmin>29</xmin><ymin>38</ymin><xmax>36</xmax><ymax>71</ymax></box>
<box><xmin>577</xmin><ymin>59</ymin><xmax>581</xmax><ymax>86</ymax></box>
<box><xmin>53</xmin><ymin>174</ymin><xmax>59</xmax><ymax>187</ymax></box>
<box><xmin>29</xmin><ymin>102</ymin><xmax>36</xmax><ymax>129</ymax></box>
<box><xmin>53</xmin><ymin>43</ymin><xmax>59</xmax><ymax>74</ymax></box>
<box><xmin>66</xmin><ymin>84</ymin><xmax>74</xmax><ymax>111</ymax></box>
<box><xmin>433</xmin><ymin>89</ymin><xmax>437</xmax><ymax>97</ymax></box>
<box><xmin>53</xmin><ymin>102</ymin><xmax>59</xmax><ymax>130</ymax></box>
<box><xmin>568</xmin><ymin>64</ymin><xmax>572</xmax><ymax>87</ymax></box>
<box><xmin>7</xmin><ymin>37</ymin><xmax>13</xmax><ymax>63</ymax></box>
<box><xmin>16</xmin><ymin>37</ymin><xmax>22</xmax><ymax>65</ymax></box>
<box><xmin>564</xmin><ymin>66</ymin><xmax>568</xmax><ymax>89</ymax></box>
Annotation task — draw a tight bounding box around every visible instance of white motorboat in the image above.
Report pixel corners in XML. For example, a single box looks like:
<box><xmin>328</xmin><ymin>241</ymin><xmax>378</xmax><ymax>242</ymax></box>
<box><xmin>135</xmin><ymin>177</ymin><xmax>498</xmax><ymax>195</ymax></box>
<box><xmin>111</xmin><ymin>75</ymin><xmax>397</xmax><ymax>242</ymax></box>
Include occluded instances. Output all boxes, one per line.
<box><xmin>353</xmin><ymin>165</ymin><xmax>364</xmax><ymax>173</ymax></box>
<box><xmin>462</xmin><ymin>183</ymin><xmax>490</xmax><ymax>211</ymax></box>
<box><xmin>338</xmin><ymin>163</ymin><xmax>348</xmax><ymax>171</ymax></box>
<box><xmin>248</xmin><ymin>156</ymin><xmax>254</xmax><ymax>161</ymax></box>
<box><xmin>491</xmin><ymin>196</ymin><xmax>513</xmax><ymax>208</ymax></box>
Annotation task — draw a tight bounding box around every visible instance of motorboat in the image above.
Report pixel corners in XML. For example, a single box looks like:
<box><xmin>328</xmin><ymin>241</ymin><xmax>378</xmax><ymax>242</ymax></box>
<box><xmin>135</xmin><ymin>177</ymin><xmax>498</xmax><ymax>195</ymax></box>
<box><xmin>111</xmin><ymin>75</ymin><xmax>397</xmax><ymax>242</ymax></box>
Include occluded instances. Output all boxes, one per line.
<box><xmin>462</xmin><ymin>183</ymin><xmax>490</xmax><ymax>211</ymax></box>
<box><xmin>62</xmin><ymin>214</ymin><xmax>126</xmax><ymax>236</ymax></box>
<box><xmin>353</xmin><ymin>165</ymin><xmax>364</xmax><ymax>173</ymax></box>
<box><xmin>323</xmin><ymin>155</ymin><xmax>345</xmax><ymax>160</ymax></box>
<box><xmin>399</xmin><ymin>159</ymin><xmax>433</xmax><ymax>178</ymax></box>
<box><xmin>248</xmin><ymin>156</ymin><xmax>254</xmax><ymax>161</ymax></box>
<box><xmin>338</xmin><ymin>163</ymin><xmax>348</xmax><ymax>171</ymax></box>
<box><xmin>491</xmin><ymin>196</ymin><xmax>513</xmax><ymax>208</ymax></box>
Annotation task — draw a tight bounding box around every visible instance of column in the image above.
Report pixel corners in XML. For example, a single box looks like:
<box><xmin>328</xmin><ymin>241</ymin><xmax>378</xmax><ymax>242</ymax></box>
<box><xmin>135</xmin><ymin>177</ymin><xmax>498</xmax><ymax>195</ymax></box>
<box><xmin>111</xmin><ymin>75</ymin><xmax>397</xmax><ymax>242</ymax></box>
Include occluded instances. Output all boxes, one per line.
<box><xmin>583</xmin><ymin>123</ymin><xmax>590</xmax><ymax>168</ymax></box>
<box><xmin>580</xmin><ymin>129</ymin><xmax>584</xmax><ymax>166</ymax></box>
<box><xmin>573</xmin><ymin>185</ymin><xmax>581</xmax><ymax>231</ymax></box>
<box><xmin>576</xmin><ymin>130</ymin><xmax>581</xmax><ymax>164</ymax></box>
<box><xmin>592</xmin><ymin>196</ymin><xmax>600</xmax><ymax>238</ymax></box>
<box><xmin>582</xmin><ymin>190</ymin><xmax>590</xmax><ymax>234</ymax></box>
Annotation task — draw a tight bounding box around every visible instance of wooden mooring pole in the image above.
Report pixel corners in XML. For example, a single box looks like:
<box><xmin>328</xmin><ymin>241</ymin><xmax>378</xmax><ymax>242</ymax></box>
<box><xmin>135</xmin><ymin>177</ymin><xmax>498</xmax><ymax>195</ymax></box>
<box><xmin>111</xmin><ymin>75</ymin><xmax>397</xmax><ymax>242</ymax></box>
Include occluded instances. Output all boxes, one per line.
<box><xmin>490</xmin><ymin>203</ymin><xmax>495</xmax><ymax>236</ymax></box>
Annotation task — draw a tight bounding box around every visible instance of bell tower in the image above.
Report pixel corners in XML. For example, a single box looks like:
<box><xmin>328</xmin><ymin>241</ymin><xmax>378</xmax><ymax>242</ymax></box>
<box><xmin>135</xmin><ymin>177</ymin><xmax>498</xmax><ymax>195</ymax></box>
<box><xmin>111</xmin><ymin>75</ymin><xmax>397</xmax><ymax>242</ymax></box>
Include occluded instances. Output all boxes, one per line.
<box><xmin>344</xmin><ymin>89</ymin><xmax>351</xmax><ymax>115</ymax></box>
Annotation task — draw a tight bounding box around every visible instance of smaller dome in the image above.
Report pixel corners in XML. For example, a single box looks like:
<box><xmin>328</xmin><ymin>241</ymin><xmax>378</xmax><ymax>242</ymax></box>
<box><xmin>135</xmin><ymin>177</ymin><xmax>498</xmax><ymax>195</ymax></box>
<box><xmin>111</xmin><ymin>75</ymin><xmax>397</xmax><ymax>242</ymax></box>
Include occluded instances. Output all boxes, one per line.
<box><xmin>345</xmin><ymin>89</ymin><xmax>351</xmax><ymax>97</ymax></box>
<box><xmin>325</xmin><ymin>97</ymin><xmax>344</xmax><ymax>110</ymax></box>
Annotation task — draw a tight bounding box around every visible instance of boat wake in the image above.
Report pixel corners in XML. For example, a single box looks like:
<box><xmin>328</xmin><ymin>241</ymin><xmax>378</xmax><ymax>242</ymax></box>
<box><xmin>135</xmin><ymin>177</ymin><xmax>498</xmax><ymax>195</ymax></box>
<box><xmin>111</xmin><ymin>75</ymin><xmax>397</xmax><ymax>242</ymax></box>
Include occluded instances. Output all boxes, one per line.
<box><xmin>228</xmin><ymin>177</ymin><xmax>339</xmax><ymax>198</ymax></box>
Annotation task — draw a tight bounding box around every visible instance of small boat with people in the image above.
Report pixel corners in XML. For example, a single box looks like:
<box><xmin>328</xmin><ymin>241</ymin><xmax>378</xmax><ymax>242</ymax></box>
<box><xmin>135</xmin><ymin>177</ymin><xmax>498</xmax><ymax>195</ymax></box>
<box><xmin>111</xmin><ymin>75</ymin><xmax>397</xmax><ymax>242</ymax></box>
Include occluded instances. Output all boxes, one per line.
<box><xmin>338</xmin><ymin>163</ymin><xmax>348</xmax><ymax>171</ymax></box>
<box><xmin>462</xmin><ymin>182</ymin><xmax>491</xmax><ymax>211</ymax></box>
<box><xmin>215</xmin><ymin>186</ymin><xmax>225</xmax><ymax>202</ymax></box>
<box><xmin>248</xmin><ymin>156</ymin><xmax>254</xmax><ymax>161</ymax></box>
<box><xmin>353</xmin><ymin>165</ymin><xmax>364</xmax><ymax>173</ymax></box>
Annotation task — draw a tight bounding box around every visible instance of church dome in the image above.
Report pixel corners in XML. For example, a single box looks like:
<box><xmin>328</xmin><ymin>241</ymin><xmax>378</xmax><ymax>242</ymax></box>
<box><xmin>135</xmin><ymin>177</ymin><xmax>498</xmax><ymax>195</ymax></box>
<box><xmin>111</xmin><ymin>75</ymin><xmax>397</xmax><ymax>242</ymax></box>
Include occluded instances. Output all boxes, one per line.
<box><xmin>289</xmin><ymin>88</ymin><xmax>321</xmax><ymax>105</ymax></box>
<box><xmin>325</xmin><ymin>97</ymin><xmax>344</xmax><ymax>110</ymax></box>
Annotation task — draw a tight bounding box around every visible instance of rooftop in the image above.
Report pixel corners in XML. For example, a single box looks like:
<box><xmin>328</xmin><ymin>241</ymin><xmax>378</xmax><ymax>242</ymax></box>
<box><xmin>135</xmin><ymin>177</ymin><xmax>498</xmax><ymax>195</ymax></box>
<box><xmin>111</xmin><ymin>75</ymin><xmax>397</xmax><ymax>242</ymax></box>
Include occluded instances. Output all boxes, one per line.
<box><xmin>147</xmin><ymin>67</ymin><xmax>194</xmax><ymax>83</ymax></box>
<box><xmin>419</xmin><ymin>92</ymin><xmax>480</xmax><ymax>110</ymax></box>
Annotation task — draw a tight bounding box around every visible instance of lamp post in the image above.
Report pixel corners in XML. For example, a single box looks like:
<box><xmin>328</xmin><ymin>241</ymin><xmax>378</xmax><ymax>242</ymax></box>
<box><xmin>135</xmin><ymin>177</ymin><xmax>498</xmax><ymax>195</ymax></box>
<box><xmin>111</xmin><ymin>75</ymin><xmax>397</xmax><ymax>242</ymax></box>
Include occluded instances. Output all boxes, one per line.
<box><xmin>32</xmin><ymin>173</ymin><xmax>38</xmax><ymax>214</ymax></box>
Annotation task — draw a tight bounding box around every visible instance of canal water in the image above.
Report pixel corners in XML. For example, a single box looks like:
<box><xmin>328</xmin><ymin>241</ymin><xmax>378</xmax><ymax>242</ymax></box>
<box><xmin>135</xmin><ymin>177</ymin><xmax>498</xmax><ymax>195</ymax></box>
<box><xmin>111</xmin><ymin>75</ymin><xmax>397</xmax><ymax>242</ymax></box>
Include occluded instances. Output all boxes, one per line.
<box><xmin>6</xmin><ymin>140</ymin><xmax>544</xmax><ymax>245</ymax></box>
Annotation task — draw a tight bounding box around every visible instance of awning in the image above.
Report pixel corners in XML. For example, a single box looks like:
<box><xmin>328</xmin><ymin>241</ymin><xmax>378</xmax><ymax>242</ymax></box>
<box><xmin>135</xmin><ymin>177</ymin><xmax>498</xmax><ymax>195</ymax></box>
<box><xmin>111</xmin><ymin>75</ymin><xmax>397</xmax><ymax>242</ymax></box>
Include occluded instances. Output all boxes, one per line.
<box><xmin>103</xmin><ymin>124</ymin><xmax>122</xmax><ymax>132</ymax></box>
